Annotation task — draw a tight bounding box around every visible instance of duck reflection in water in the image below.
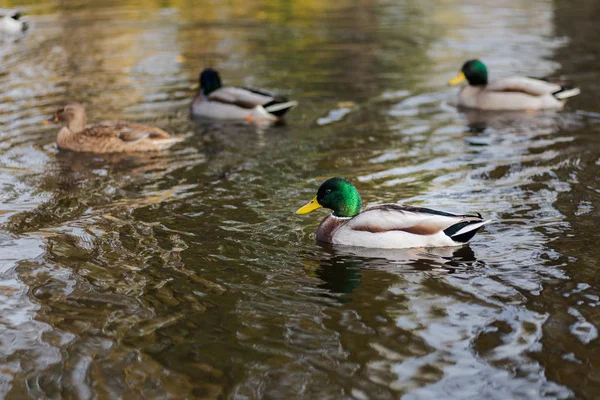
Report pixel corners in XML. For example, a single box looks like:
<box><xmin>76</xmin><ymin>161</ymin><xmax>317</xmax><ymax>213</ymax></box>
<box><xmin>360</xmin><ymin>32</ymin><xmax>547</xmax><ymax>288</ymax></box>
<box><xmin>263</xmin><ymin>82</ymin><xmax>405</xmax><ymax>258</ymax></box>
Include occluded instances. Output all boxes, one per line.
<box><xmin>4</xmin><ymin>148</ymin><xmax>197</xmax><ymax>234</ymax></box>
<box><xmin>460</xmin><ymin>109</ymin><xmax>565</xmax><ymax>134</ymax></box>
<box><xmin>307</xmin><ymin>244</ymin><xmax>479</xmax><ymax>300</ymax></box>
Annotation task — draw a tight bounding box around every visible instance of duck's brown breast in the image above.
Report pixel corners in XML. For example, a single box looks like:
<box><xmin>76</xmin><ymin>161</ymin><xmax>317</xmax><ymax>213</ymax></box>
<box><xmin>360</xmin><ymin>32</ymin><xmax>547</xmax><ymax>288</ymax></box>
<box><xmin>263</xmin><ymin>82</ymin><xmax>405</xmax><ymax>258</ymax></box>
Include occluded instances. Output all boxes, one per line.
<box><xmin>316</xmin><ymin>214</ymin><xmax>348</xmax><ymax>244</ymax></box>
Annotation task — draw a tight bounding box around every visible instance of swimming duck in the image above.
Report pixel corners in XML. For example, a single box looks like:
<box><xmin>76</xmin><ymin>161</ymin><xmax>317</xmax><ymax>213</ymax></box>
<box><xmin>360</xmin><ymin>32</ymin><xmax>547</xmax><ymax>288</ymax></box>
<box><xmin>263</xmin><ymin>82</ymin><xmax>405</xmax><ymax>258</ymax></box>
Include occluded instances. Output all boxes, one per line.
<box><xmin>0</xmin><ymin>9</ymin><xmax>28</xmax><ymax>34</ymax></box>
<box><xmin>190</xmin><ymin>68</ymin><xmax>298</xmax><ymax>122</ymax></box>
<box><xmin>448</xmin><ymin>59</ymin><xmax>580</xmax><ymax>111</ymax></box>
<box><xmin>44</xmin><ymin>103</ymin><xmax>183</xmax><ymax>153</ymax></box>
<box><xmin>296</xmin><ymin>177</ymin><xmax>490</xmax><ymax>249</ymax></box>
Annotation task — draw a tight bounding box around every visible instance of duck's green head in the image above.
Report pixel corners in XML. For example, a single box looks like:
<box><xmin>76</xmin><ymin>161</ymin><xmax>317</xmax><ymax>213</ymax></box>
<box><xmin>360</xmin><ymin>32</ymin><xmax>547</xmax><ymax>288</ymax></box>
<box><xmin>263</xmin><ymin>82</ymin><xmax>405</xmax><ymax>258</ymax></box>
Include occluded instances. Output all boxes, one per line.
<box><xmin>448</xmin><ymin>59</ymin><xmax>488</xmax><ymax>86</ymax></box>
<box><xmin>200</xmin><ymin>68</ymin><xmax>222</xmax><ymax>95</ymax></box>
<box><xmin>296</xmin><ymin>177</ymin><xmax>362</xmax><ymax>218</ymax></box>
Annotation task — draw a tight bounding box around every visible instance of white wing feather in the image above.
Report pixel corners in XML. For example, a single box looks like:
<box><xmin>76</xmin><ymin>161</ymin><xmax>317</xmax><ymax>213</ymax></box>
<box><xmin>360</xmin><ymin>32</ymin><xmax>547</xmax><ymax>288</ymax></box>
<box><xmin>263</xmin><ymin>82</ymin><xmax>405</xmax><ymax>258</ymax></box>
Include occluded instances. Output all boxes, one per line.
<box><xmin>208</xmin><ymin>87</ymin><xmax>274</xmax><ymax>108</ymax></box>
<box><xmin>346</xmin><ymin>206</ymin><xmax>465</xmax><ymax>233</ymax></box>
<box><xmin>486</xmin><ymin>77</ymin><xmax>561</xmax><ymax>96</ymax></box>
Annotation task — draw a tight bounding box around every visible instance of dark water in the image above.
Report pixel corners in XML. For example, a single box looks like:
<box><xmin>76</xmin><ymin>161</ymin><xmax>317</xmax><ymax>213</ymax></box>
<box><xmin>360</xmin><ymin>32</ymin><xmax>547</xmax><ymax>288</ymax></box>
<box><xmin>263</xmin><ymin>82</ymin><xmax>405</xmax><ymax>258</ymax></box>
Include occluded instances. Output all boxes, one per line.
<box><xmin>0</xmin><ymin>0</ymin><xmax>599</xmax><ymax>398</ymax></box>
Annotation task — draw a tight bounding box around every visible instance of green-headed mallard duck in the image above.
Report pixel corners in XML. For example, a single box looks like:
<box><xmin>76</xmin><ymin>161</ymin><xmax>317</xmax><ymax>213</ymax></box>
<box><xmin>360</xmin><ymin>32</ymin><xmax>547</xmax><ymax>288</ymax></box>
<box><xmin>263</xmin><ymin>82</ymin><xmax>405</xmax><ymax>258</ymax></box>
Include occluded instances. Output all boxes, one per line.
<box><xmin>448</xmin><ymin>59</ymin><xmax>580</xmax><ymax>111</ymax></box>
<box><xmin>296</xmin><ymin>177</ymin><xmax>490</xmax><ymax>249</ymax></box>
<box><xmin>44</xmin><ymin>103</ymin><xmax>183</xmax><ymax>153</ymax></box>
<box><xmin>0</xmin><ymin>8</ymin><xmax>28</xmax><ymax>34</ymax></box>
<box><xmin>190</xmin><ymin>68</ymin><xmax>298</xmax><ymax>122</ymax></box>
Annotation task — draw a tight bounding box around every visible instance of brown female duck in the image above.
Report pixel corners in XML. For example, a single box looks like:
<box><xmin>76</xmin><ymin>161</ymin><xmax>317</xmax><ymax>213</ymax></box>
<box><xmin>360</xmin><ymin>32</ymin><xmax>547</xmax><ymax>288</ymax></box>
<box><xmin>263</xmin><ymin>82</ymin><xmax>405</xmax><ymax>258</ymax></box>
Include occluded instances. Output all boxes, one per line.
<box><xmin>45</xmin><ymin>103</ymin><xmax>183</xmax><ymax>153</ymax></box>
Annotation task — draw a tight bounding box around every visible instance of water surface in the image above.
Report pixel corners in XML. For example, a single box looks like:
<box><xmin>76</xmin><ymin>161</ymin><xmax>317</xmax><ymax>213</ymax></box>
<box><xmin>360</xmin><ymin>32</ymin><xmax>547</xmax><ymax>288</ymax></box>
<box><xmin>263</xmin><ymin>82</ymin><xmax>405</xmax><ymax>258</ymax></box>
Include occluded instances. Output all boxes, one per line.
<box><xmin>0</xmin><ymin>0</ymin><xmax>599</xmax><ymax>398</ymax></box>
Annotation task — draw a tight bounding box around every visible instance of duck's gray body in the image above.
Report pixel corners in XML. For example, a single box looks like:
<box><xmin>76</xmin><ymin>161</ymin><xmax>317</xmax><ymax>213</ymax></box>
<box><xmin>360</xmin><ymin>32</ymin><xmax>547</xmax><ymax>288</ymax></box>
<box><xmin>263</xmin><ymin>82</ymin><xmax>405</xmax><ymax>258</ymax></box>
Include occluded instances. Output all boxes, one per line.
<box><xmin>191</xmin><ymin>69</ymin><xmax>297</xmax><ymax>121</ymax></box>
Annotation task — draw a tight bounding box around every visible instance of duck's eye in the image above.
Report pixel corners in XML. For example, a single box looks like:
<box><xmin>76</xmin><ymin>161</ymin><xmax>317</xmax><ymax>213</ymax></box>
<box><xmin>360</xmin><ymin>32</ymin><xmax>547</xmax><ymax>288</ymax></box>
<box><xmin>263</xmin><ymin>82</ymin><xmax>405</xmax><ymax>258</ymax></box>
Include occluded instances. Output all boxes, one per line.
<box><xmin>325</xmin><ymin>189</ymin><xmax>332</xmax><ymax>194</ymax></box>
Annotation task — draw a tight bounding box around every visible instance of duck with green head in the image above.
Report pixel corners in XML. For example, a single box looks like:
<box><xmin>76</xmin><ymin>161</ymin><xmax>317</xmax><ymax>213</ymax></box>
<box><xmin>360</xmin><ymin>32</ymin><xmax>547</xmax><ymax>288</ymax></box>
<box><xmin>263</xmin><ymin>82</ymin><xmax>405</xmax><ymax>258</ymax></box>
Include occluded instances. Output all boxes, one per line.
<box><xmin>296</xmin><ymin>177</ymin><xmax>490</xmax><ymax>249</ymax></box>
<box><xmin>190</xmin><ymin>68</ymin><xmax>298</xmax><ymax>122</ymax></box>
<box><xmin>448</xmin><ymin>59</ymin><xmax>580</xmax><ymax>111</ymax></box>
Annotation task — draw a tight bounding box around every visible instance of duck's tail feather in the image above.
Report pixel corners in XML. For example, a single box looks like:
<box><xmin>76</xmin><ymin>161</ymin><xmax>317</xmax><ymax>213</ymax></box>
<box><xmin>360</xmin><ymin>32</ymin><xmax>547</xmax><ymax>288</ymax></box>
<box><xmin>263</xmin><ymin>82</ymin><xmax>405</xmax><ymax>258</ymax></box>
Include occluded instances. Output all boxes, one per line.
<box><xmin>264</xmin><ymin>100</ymin><xmax>298</xmax><ymax>117</ymax></box>
<box><xmin>444</xmin><ymin>220</ymin><xmax>492</xmax><ymax>243</ymax></box>
<box><xmin>153</xmin><ymin>137</ymin><xmax>185</xmax><ymax>150</ymax></box>
<box><xmin>553</xmin><ymin>85</ymin><xmax>580</xmax><ymax>100</ymax></box>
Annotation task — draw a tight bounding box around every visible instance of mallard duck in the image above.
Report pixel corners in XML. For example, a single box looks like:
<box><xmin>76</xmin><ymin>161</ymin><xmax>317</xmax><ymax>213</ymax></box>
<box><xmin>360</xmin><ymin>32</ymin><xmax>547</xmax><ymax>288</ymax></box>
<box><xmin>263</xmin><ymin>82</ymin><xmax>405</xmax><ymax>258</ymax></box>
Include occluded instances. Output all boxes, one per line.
<box><xmin>0</xmin><ymin>9</ymin><xmax>28</xmax><ymax>34</ymax></box>
<box><xmin>190</xmin><ymin>68</ymin><xmax>298</xmax><ymax>122</ymax></box>
<box><xmin>296</xmin><ymin>177</ymin><xmax>490</xmax><ymax>249</ymax></box>
<box><xmin>448</xmin><ymin>59</ymin><xmax>580</xmax><ymax>111</ymax></box>
<box><xmin>44</xmin><ymin>103</ymin><xmax>183</xmax><ymax>153</ymax></box>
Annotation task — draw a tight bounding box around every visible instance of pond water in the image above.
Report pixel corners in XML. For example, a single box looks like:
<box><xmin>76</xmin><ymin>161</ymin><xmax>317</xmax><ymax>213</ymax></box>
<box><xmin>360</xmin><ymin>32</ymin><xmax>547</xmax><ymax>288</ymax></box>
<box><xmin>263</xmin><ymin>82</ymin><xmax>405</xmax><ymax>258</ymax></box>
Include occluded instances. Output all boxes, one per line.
<box><xmin>0</xmin><ymin>0</ymin><xmax>599</xmax><ymax>398</ymax></box>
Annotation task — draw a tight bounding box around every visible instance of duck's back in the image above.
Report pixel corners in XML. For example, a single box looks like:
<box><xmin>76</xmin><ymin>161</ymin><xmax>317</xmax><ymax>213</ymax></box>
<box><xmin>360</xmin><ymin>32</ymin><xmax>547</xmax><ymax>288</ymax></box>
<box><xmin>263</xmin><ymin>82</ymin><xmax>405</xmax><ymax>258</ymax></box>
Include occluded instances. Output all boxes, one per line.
<box><xmin>318</xmin><ymin>204</ymin><xmax>488</xmax><ymax>249</ymax></box>
<box><xmin>210</xmin><ymin>86</ymin><xmax>274</xmax><ymax>107</ymax></box>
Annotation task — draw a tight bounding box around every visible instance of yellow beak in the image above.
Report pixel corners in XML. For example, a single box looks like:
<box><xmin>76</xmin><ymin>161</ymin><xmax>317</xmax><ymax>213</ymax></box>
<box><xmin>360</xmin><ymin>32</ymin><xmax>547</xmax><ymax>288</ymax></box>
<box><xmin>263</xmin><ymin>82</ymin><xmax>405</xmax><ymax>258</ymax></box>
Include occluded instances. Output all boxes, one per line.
<box><xmin>448</xmin><ymin>71</ymin><xmax>466</xmax><ymax>86</ymax></box>
<box><xmin>296</xmin><ymin>196</ymin><xmax>322</xmax><ymax>214</ymax></box>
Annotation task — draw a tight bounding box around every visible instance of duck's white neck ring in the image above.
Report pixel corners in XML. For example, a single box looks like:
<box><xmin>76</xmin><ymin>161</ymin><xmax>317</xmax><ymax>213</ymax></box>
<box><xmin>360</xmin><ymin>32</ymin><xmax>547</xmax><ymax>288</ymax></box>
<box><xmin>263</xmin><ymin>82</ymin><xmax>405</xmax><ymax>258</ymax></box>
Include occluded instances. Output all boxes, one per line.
<box><xmin>330</xmin><ymin>213</ymin><xmax>352</xmax><ymax>220</ymax></box>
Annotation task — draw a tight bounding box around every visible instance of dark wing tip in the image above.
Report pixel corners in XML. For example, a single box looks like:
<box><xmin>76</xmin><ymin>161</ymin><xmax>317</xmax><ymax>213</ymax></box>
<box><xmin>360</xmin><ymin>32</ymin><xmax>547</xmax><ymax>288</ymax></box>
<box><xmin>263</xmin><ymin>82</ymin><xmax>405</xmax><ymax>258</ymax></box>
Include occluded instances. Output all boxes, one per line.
<box><xmin>443</xmin><ymin>221</ymin><xmax>486</xmax><ymax>243</ymax></box>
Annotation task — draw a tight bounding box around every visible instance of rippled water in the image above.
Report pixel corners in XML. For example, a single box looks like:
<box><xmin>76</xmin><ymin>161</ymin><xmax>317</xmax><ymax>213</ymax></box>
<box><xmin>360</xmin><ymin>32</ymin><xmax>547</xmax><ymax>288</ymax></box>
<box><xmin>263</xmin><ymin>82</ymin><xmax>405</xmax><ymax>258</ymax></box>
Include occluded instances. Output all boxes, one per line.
<box><xmin>1</xmin><ymin>0</ymin><xmax>600</xmax><ymax>398</ymax></box>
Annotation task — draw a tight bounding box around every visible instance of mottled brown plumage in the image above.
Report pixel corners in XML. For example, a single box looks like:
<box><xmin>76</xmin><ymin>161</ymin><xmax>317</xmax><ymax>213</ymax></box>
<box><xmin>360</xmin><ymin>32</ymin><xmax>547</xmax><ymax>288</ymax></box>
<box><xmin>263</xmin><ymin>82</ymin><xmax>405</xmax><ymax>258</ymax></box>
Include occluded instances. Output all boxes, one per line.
<box><xmin>46</xmin><ymin>103</ymin><xmax>183</xmax><ymax>153</ymax></box>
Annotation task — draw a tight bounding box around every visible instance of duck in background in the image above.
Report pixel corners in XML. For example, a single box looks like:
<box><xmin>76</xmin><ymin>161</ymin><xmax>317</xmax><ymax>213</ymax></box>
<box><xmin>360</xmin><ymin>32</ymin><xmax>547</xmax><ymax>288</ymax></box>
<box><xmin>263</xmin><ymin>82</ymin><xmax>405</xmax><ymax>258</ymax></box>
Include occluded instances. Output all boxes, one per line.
<box><xmin>44</xmin><ymin>102</ymin><xmax>183</xmax><ymax>153</ymax></box>
<box><xmin>296</xmin><ymin>177</ymin><xmax>491</xmax><ymax>249</ymax></box>
<box><xmin>190</xmin><ymin>68</ymin><xmax>298</xmax><ymax>122</ymax></box>
<box><xmin>0</xmin><ymin>9</ymin><xmax>28</xmax><ymax>35</ymax></box>
<box><xmin>448</xmin><ymin>59</ymin><xmax>580</xmax><ymax>111</ymax></box>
